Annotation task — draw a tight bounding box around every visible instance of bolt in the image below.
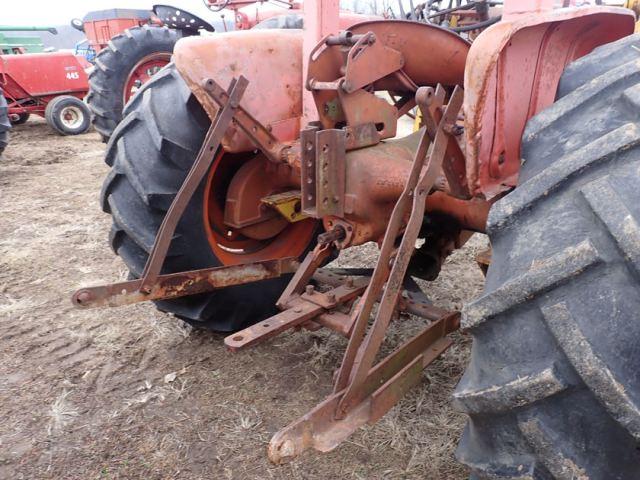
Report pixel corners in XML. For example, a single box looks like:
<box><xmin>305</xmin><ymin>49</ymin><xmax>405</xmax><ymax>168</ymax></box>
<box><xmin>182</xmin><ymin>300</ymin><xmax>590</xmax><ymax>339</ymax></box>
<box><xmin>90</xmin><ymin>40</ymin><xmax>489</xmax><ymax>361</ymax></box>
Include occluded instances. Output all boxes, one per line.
<box><xmin>294</xmin><ymin>306</ymin><xmax>302</xmax><ymax>313</ymax></box>
<box><xmin>326</xmin><ymin>293</ymin><xmax>336</xmax><ymax>303</ymax></box>
<box><xmin>75</xmin><ymin>290</ymin><xmax>92</xmax><ymax>304</ymax></box>
<box><xmin>345</xmin><ymin>277</ymin><xmax>354</xmax><ymax>288</ymax></box>
<box><xmin>305</xmin><ymin>285</ymin><xmax>315</xmax><ymax>295</ymax></box>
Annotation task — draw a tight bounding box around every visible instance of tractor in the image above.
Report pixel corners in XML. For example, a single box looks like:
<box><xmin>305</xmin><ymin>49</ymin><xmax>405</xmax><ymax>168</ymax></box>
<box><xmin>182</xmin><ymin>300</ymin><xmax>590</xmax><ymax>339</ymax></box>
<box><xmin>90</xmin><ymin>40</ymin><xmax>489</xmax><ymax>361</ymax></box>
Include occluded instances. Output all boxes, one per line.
<box><xmin>73</xmin><ymin>0</ymin><xmax>640</xmax><ymax>476</ymax></box>
<box><xmin>80</xmin><ymin>3</ymin><xmax>371</xmax><ymax>141</ymax></box>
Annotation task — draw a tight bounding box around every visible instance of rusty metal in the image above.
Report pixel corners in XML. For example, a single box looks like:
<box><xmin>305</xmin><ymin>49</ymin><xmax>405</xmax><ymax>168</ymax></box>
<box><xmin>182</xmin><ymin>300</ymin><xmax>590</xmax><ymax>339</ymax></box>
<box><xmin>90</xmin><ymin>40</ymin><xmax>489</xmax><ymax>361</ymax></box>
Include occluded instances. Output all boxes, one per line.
<box><xmin>300</xmin><ymin>125</ymin><xmax>319</xmax><ymax>215</ymax></box>
<box><xmin>317</xmin><ymin>225</ymin><xmax>345</xmax><ymax>245</ymax></box>
<box><xmin>308</xmin><ymin>21</ymin><xmax>469</xmax><ymax>135</ymax></box>
<box><xmin>341</xmin><ymin>32</ymin><xmax>404</xmax><ymax>94</ymax></box>
<box><xmin>226</xmin><ymin>280</ymin><xmax>368</xmax><ymax>351</ymax></box>
<box><xmin>267</xmin><ymin>311</ymin><xmax>459</xmax><ymax>463</ymax></box>
<box><xmin>276</xmin><ymin>242</ymin><xmax>333</xmax><ymax>309</ymax></box>
<box><xmin>476</xmin><ymin>247</ymin><xmax>492</xmax><ymax>276</ymax></box>
<box><xmin>343</xmin><ymin>123</ymin><xmax>380</xmax><ymax>150</ymax></box>
<box><xmin>261</xmin><ymin>190</ymin><xmax>308</xmax><ymax>223</ymax></box>
<box><xmin>315</xmin><ymin>129</ymin><xmax>346</xmax><ymax>217</ymax></box>
<box><xmin>334</xmin><ymin>86</ymin><xmax>464</xmax><ymax>415</ymax></box>
<box><xmin>420</xmin><ymin>85</ymin><xmax>471</xmax><ymax>200</ymax></box>
<box><xmin>138</xmin><ymin>76</ymin><xmax>248</xmax><ymax>294</ymax></box>
<box><xmin>301</xmin><ymin>128</ymin><xmax>346</xmax><ymax>218</ymax></box>
<box><xmin>202</xmin><ymin>76</ymin><xmax>289</xmax><ymax>164</ymax></box>
<box><xmin>464</xmin><ymin>6</ymin><xmax>634</xmax><ymax>199</ymax></box>
<box><xmin>72</xmin><ymin>258</ymin><xmax>299</xmax><ymax>309</ymax></box>
<box><xmin>312</xmin><ymin>268</ymin><xmax>451</xmax><ymax>321</ymax></box>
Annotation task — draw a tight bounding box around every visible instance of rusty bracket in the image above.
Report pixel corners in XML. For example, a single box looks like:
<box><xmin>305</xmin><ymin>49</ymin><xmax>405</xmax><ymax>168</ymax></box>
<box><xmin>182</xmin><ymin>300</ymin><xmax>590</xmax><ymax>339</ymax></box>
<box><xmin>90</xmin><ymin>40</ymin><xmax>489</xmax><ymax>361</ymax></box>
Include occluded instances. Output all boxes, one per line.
<box><xmin>203</xmin><ymin>76</ymin><xmax>289</xmax><ymax>164</ymax></box>
<box><xmin>334</xmin><ymin>85</ymin><xmax>465</xmax><ymax>417</ymax></box>
<box><xmin>418</xmin><ymin>85</ymin><xmax>471</xmax><ymax>199</ymax></box>
<box><xmin>476</xmin><ymin>247</ymin><xmax>492</xmax><ymax>276</ymax></box>
<box><xmin>136</xmin><ymin>76</ymin><xmax>248</xmax><ymax>294</ymax></box>
<box><xmin>225</xmin><ymin>279</ymin><xmax>368</xmax><ymax>352</ymax></box>
<box><xmin>267</xmin><ymin>311</ymin><xmax>459</xmax><ymax>464</ymax></box>
<box><xmin>72</xmin><ymin>258</ymin><xmax>299</xmax><ymax>309</ymax></box>
<box><xmin>341</xmin><ymin>32</ymin><xmax>404</xmax><ymax>93</ymax></box>
<box><xmin>300</xmin><ymin>127</ymin><xmax>346</xmax><ymax>218</ymax></box>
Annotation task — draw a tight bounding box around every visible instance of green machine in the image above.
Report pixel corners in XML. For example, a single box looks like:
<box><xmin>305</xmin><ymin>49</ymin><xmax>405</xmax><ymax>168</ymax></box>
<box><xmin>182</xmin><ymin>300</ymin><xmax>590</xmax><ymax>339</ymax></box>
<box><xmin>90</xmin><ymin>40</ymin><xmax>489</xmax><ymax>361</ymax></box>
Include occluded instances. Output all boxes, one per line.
<box><xmin>0</xmin><ymin>26</ymin><xmax>58</xmax><ymax>54</ymax></box>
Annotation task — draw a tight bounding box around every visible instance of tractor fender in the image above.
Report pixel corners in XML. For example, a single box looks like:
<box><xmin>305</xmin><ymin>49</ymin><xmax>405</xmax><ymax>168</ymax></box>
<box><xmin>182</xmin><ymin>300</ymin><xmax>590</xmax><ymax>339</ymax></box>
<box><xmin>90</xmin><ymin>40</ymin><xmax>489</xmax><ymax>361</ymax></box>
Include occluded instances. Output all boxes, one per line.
<box><xmin>464</xmin><ymin>6</ymin><xmax>635</xmax><ymax>200</ymax></box>
<box><xmin>173</xmin><ymin>30</ymin><xmax>304</xmax><ymax>153</ymax></box>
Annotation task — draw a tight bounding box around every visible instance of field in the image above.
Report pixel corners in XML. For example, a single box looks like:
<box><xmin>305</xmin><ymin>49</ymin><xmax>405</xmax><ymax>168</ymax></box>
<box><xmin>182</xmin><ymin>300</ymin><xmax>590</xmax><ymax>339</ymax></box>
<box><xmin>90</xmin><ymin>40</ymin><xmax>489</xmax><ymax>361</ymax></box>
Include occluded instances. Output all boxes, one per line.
<box><xmin>0</xmin><ymin>118</ymin><xmax>487</xmax><ymax>479</ymax></box>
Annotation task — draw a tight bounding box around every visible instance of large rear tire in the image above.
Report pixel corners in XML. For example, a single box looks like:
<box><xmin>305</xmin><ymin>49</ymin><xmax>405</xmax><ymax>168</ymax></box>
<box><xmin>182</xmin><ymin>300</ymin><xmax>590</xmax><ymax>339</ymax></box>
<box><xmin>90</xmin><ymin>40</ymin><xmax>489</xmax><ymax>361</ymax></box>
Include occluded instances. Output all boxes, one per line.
<box><xmin>454</xmin><ymin>35</ymin><xmax>640</xmax><ymax>478</ymax></box>
<box><xmin>101</xmin><ymin>64</ymin><xmax>318</xmax><ymax>331</ymax></box>
<box><xmin>87</xmin><ymin>25</ymin><xmax>178</xmax><ymax>142</ymax></box>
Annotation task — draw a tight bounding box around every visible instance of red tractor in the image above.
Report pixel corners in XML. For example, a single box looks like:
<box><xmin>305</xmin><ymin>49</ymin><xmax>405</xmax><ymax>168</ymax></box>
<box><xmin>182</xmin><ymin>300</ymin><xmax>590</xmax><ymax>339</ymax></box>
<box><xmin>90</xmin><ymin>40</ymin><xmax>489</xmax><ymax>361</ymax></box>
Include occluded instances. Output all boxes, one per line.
<box><xmin>74</xmin><ymin>0</ymin><xmax>640</xmax><ymax>476</ymax></box>
<box><xmin>79</xmin><ymin>2</ymin><xmax>371</xmax><ymax>141</ymax></box>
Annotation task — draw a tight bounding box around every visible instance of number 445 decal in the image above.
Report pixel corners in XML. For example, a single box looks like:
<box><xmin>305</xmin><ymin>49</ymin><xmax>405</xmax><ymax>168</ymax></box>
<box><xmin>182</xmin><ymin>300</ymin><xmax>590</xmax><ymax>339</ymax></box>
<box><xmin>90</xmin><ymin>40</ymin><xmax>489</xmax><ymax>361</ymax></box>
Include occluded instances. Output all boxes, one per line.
<box><xmin>66</xmin><ymin>71</ymin><xmax>80</xmax><ymax>80</ymax></box>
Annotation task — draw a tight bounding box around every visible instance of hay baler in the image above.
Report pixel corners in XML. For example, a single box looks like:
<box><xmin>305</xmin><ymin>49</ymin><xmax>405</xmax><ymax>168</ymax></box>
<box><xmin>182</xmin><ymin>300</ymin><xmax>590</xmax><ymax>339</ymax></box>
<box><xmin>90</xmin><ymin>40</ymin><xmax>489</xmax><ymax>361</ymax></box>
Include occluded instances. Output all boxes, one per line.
<box><xmin>74</xmin><ymin>0</ymin><xmax>640</xmax><ymax>476</ymax></box>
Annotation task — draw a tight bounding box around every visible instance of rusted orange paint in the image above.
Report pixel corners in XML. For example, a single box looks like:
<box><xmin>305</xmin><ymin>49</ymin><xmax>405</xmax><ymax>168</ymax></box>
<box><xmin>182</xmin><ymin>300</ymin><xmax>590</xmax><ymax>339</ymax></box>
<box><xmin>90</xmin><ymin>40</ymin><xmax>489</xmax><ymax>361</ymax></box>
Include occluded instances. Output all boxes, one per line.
<box><xmin>464</xmin><ymin>7</ymin><xmax>635</xmax><ymax>199</ymax></box>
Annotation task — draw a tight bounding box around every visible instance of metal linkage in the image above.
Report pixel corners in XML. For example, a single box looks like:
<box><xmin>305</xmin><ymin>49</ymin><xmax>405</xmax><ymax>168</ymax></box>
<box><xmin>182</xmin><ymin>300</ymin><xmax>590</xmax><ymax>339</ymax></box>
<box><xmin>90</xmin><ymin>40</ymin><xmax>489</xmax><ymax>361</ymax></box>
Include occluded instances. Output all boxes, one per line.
<box><xmin>72</xmin><ymin>258</ymin><xmax>299</xmax><ymax>309</ymax></box>
<box><xmin>202</xmin><ymin>76</ymin><xmax>290</xmax><ymax>164</ymax></box>
<box><xmin>333</xmin><ymin>85</ymin><xmax>464</xmax><ymax>416</ymax></box>
<box><xmin>223</xmin><ymin>85</ymin><xmax>465</xmax><ymax>464</ymax></box>
<box><xmin>138</xmin><ymin>76</ymin><xmax>249</xmax><ymax>293</ymax></box>
<box><xmin>72</xmin><ymin>76</ymin><xmax>302</xmax><ymax>310</ymax></box>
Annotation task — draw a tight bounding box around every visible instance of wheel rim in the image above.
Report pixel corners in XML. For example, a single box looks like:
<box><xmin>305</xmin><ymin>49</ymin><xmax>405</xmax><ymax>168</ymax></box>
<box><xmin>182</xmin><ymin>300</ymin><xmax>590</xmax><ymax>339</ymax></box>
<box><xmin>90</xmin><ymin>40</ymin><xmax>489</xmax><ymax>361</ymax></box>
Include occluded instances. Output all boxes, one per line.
<box><xmin>123</xmin><ymin>53</ymin><xmax>171</xmax><ymax>104</ymax></box>
<box><xmin>203</xmin><ymin>150</ymin><xmax>317</xmax><ymax>265</ymax></box>
<box><xmin>60</xmin><ymin>105</ymin><xmax>84</xmax><ymax>129</ymax></box>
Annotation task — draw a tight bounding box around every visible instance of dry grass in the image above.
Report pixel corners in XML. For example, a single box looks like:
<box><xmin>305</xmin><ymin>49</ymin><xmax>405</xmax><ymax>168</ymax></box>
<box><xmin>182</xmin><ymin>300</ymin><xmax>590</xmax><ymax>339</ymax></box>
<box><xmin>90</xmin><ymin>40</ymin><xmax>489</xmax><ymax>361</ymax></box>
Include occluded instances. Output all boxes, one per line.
<box><xmin>0</xmin><ymin>118</ymin><xmax>488</xmax><ymax>479</ymax></box>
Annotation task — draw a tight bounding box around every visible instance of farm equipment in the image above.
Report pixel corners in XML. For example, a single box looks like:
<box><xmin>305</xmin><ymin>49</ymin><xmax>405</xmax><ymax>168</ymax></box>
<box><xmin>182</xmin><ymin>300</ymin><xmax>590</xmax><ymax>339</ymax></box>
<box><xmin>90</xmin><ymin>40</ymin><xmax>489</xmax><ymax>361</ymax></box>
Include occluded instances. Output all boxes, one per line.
<box><xmin>74</xmin><ymin>0</ymin><xmax>640</xmax><ymax>476</ymax></box>
<box><xmin>78</xmin><ymin>6</ymin><xmax>207</xmax><ymax>141</ymax></box>
<box><xmin>0</xmin><ymin>52</ymin><xmax>91</xmax><ymax>135</ymax></box>
<box><xmin>0</xmin><ymin>26</ymin><xmax>58</xmax><ymax>55</ymax></box>
<box><xmin>83</xmin><ymin>2</ymin><xmax>372</xmax><ymax>141</ymax></box>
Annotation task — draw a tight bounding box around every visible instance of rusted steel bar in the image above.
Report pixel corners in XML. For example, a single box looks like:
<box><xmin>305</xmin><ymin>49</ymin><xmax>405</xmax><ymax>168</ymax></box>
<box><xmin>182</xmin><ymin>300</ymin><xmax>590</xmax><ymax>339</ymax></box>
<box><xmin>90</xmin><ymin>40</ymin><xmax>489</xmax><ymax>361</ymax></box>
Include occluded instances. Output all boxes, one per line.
<box><xmin>337</xmin><ymin>85</ymin><xmax>464</xmax><ymax>417</ymax></box>
<box><xmin>226</xmin><ymin>281</ymin><xmax>367</xmax><ymax>351</ymax></box>
<box><xmin>138</xmin><ymin>76</ymin><xmax>248</xmax><ymax>293</ymax></box>
<box><xmin>267</xmin><ymin>312</ymin><xmax>459</xmax><ymax>464</ymax></box>
<box><xmin>476</xmin><ymin>247</ymin><xmax>492</xmax><ymax>276</ymax></box>
<box><xmin>203</xmin><ymin>74</ymin><xmax>290</xmax><ymax>163</ymax></box>
<box><xmin>312</xmin><ymin>269</ymin><xmax>450</xmax><ymax>321</ymax></box>
<box><xmin>331</xmin><ymin>87</ymin><xmax>438</xmax><ymax>396</ymax></box>
<box><xmin>72</xmin><ymin>258</ymin><xmax>299</xmax><ymax>309</ymax></box>
<box><xmin>276</xmin><ymin>242</ymin><xmax>332</xmax><ymax>309</ymax></box>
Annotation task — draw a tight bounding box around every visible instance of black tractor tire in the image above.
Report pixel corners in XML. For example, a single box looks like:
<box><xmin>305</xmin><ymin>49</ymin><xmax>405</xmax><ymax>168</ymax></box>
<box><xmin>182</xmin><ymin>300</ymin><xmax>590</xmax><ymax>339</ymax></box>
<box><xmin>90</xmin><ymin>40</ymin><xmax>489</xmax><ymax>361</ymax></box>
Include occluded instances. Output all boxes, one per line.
<box><xmin>44</xmin><ymin>96</ymin><xmax>91</xmax><ymax>136</ymax></box>
<box><xmin>0</xmin><ymin>90</ymin><xmax>9</xmax><ymax>156</ymax></box>
<box><xmin>87</xmin><ymin>25</ymin><xmax>179</xmax><ymax>142</ymax></box>
<box><xmin>454</xmin><ymin>34</ymin><xmax>640</xmax><ymax>478</ymax></box>
<box><xmin>11</xmin><ymin>112</ymin><xmax>30</xmax><ymax>125</ymax></box>
<box><xmin>100</xmin><ymin>63</ymin><xmax>317</xmax><ymax>331</ymax></box>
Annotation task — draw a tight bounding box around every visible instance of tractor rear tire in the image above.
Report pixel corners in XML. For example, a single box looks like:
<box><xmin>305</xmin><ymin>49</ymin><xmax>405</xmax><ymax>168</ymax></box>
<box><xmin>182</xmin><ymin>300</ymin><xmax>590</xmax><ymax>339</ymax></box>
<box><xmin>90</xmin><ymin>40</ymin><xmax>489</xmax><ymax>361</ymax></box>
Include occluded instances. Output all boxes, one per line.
<box><xmin>87</xmin><ymin>25</ymin><xmax>179</xmax><ymax>142</ymax></box>
<box><xmin>44</xmin><ymin>96</ymin><xmax>91</xmax><ymax>136</ymax></box>
<box><xmin>100</xmin><ymin>64</ymin><xmax>317</xmax><ymax>331</ymax></box>
<box><xmin>0</xmin><ymin>90</ymin><xmax>9</xmax><ymax>156</ymax></box>
<box><xmin>454</xmin><ymin>35</ymin><xmax>640</xmax><ymax>478</ymax></box>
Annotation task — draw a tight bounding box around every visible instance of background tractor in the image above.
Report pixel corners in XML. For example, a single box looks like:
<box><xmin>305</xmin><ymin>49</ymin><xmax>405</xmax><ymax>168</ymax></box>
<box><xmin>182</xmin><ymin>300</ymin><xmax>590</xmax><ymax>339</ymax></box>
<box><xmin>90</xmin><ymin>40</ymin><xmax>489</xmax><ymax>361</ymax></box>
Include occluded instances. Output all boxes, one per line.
<box><xmin>81</xmin><ymin>2</ymin><xmax>372</xmax><ymax>142</ymax></box>
<box><xmin>74</xmin><ymin>0</ymin><xmax>640</xmax><ymax>477</ymax></box>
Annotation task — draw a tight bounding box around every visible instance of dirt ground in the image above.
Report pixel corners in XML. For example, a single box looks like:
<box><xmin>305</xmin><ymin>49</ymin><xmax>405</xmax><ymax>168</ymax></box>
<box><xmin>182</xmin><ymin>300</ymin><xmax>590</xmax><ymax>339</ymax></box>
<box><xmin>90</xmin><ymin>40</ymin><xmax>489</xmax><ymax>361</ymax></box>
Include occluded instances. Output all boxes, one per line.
<box><xmin>0</xmin><ymin>118</ymin><xmax>487</xmax><ymax>479</ymax></box>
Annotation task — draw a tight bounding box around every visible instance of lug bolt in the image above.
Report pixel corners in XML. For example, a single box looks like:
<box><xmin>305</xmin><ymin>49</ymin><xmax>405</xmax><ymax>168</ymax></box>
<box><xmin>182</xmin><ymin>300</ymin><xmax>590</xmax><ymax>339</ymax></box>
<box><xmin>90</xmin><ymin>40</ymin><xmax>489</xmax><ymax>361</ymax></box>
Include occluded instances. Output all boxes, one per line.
<box><xmin>305</xmin><ymin>285</ymin><xmax>315</xmax><ymax>295</ymax></box>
